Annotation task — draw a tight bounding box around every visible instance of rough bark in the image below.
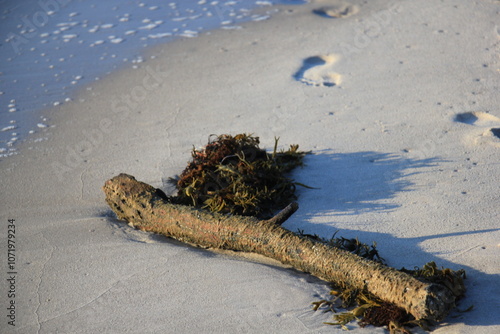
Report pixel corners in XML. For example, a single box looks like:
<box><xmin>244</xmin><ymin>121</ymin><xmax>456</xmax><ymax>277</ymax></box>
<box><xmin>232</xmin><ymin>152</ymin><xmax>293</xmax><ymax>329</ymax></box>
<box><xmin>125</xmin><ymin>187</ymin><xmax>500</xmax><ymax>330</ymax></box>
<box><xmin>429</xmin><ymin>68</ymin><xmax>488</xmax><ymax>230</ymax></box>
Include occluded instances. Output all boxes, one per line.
<box><xmin>103</xmin><ymin>173</ymin><xmax>457</xmax><ymax>321</ymax></box>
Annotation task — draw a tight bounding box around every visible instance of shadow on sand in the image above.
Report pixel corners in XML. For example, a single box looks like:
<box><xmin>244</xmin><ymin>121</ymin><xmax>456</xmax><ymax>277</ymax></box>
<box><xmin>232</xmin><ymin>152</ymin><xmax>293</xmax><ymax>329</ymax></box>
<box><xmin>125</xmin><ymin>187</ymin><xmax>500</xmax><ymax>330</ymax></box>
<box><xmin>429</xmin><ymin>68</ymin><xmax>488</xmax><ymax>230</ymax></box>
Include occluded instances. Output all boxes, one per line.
<box><xmin>283</xmin><ymin>151</ymin><xmax>500</xmax><ymax>328</ymax></box>
<box><xmin>102</xmin><ymin>150</ymin><xmax>500</xmax><ymax>329</ymax></box>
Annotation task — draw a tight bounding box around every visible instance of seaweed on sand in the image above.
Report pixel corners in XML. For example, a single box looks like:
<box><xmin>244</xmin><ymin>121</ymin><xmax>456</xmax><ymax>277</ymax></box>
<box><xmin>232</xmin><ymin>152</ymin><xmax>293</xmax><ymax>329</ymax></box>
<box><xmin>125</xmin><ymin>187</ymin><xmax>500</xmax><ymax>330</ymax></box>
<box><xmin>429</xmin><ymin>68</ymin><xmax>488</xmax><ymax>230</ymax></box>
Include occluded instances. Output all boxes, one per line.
<box><xmin>313</xmin><ymin>261</ymin><xmax>467</xmax><ymax>333</ymax></box>
<box><xmin>171</xmin><ymin>134</ymin><xmax>308</xmax><ymax>218</ymax></box>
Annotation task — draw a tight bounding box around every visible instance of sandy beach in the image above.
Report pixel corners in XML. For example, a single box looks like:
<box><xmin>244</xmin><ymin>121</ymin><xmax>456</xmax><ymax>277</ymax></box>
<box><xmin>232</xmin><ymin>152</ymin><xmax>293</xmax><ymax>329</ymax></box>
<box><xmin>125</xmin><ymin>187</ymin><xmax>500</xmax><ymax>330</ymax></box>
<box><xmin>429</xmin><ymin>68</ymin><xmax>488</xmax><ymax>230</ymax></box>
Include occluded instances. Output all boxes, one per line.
<box><xmin>1</xmin><ymin>0</ymin><xmax>499</xmax><ymax>333</ymax></box>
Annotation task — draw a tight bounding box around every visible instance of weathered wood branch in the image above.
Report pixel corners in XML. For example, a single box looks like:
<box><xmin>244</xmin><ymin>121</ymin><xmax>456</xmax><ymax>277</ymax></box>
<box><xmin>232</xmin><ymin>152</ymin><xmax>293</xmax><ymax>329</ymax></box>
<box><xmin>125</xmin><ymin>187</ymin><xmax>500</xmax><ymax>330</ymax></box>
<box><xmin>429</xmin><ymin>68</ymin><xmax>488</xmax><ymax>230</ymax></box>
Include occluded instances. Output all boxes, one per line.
<box><xmin>103</xmin><ymin>173</ymin><xmax>457</xmax><ymax>322</ymax></box>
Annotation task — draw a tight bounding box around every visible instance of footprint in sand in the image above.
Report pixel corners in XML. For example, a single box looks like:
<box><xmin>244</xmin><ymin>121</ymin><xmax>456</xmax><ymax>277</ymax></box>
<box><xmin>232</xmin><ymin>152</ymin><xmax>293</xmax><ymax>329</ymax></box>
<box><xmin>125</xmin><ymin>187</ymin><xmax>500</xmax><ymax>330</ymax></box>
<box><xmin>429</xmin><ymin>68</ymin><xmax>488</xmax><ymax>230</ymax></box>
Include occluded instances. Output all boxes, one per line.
<box><xmin>454</xmin><ymin>111</ymin><xmax>500</xmax><ymax>147</ymax></box>
<box><xmin>294</xmin><ymin>54</ymin><xmax>342</xmax><ymax>87</ymax></box>
<box><xmin>313</xmin><ymin>2</ymin><xmax>359</xmax><ymax>18</ymax></box>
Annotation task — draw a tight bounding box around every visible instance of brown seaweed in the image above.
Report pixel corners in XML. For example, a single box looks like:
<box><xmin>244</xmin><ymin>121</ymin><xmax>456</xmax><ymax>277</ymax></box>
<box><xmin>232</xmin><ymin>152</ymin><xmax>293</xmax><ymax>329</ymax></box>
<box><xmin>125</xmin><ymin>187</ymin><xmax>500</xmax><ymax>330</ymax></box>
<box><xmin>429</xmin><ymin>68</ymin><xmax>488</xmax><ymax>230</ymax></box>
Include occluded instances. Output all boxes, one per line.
<box><xmin>171</xmin><ymin>134</ymin><xmax>307</xmax><ymax>218</ymax></box>
<box><xmin>314</xmin><ymin>261</ymin><xmax>466</xmax><ymax>333</ymax></box>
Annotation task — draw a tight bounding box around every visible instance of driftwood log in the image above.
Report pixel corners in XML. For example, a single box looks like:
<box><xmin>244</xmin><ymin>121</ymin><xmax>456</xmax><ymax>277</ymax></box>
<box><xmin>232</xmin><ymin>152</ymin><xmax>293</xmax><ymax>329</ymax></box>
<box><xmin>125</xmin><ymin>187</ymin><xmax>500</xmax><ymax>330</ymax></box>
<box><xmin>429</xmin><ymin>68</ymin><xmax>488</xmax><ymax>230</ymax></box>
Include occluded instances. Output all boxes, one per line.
<box><xmin>103</xmin><ymin>173</ymin><xmax>457</xmax><ymax>322</ymax></box>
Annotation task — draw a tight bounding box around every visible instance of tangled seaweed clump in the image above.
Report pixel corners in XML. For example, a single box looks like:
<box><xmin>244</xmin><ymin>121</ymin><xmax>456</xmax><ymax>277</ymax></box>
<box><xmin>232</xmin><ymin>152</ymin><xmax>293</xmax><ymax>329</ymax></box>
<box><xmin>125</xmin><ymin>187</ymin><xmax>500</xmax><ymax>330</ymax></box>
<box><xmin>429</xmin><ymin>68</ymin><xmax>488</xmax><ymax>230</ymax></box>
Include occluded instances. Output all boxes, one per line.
<box><xmin>172</xmin><ymin>134</ymin><xmax>307</xmax><ymax>218</ymax></box>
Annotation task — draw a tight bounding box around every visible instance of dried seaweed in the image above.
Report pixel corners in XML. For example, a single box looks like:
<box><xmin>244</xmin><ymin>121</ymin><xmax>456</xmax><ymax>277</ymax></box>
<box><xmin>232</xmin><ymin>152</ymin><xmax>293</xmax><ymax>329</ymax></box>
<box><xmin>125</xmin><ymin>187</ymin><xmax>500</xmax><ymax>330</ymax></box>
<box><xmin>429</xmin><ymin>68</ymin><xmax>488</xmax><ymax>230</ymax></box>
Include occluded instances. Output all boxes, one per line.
<box><xmin>314</xmin><ymin>261</ymin><xmax>466</xmax><ymax>332</ymax></box>
<box><xmin>299</xmin><ymin>230</ymin><xmax>385</xmax><ymax>264</ymax></box>
<box><xmin>171</xmin><ymin>134</ymin><xmax>308</xmax><ymax>218</ymax></box>
<box><xmin>401</xmin><ymin>261</ymin><xmax>467</xmax><ymax>299</ymax></box>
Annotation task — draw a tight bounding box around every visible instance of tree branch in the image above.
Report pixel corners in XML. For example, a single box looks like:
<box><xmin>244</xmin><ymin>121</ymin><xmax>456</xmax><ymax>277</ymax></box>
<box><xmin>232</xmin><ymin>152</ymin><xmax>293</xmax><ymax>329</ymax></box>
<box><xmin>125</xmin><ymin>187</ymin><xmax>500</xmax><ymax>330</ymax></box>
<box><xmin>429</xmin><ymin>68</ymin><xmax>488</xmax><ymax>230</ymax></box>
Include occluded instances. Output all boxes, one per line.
<box><xmin>103</xmin><ymin>173</ymin><xmax>458</xmax><ymax>322</ymax></box>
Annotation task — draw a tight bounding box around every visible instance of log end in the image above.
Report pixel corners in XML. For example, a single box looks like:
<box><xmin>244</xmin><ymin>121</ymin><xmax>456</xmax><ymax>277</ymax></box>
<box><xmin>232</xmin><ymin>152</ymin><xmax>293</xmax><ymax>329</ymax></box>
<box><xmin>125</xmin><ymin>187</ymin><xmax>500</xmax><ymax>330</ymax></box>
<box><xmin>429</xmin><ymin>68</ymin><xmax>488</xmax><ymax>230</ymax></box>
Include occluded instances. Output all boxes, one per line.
<box><xmin>103</xmin><ymin>173</ymin><xmax>167</xmax><ymax>224</ymax></box>
<box><xmin>415</xmin><ymin>283</ymin><xmax>457</xmax><ymax>322</ymax></box>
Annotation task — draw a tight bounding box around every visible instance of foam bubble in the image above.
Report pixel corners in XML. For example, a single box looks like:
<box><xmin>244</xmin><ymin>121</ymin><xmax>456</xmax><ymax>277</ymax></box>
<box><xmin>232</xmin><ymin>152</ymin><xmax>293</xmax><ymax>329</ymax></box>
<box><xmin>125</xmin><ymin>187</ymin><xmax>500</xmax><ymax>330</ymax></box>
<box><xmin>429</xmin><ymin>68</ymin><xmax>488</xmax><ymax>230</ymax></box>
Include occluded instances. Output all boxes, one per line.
<box><xmin>148</xmin><ymin>33</ymin><xmax>173</xmax><ymax>39</ymax></box>
<box><xmin>1</xmin><ymin>125</ymin><xmax>17</xmax><ymax>132</ymax></box>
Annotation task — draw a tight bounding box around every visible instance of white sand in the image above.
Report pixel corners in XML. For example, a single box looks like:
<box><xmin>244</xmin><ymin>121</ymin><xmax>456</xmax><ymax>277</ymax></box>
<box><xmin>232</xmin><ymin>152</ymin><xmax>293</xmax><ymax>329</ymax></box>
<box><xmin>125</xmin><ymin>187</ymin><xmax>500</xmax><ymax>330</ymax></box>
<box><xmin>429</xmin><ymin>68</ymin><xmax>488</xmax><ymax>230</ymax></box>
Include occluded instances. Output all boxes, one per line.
<box><xmin>1</xmin><ymin>0</ymin><xmax>499</xmax><ymax>333</ymax></box>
